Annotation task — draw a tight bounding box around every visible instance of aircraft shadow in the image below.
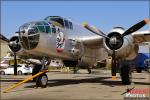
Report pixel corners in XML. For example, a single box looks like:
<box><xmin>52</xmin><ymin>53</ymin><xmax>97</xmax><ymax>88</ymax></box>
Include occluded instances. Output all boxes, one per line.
<box><xmin>1</xmin><ymin>76</ymin><xmax>149</xmax><ymax>89</ymax></box>
<box><xmin>24</xmin><ymin>76</ymin><xmax>150</xmax><ymax>88</ymax></box>
<box><xmin>132</xmin><ymin>77</ymin><xmax>146</xmax><ymax>79</ymax></box>
<box><xmin>134</xmin><ymin>82</ymin><xmax>150</xmax><ymax>85</ymax></box>
<box><xmin>25</xmin><ymin>77</ymin><xmax>123</xmax><ymax>88</ymax></box>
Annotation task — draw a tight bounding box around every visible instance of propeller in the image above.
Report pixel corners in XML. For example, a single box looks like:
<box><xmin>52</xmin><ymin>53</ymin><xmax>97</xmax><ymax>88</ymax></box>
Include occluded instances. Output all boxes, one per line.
<box><xmin>82</xmin><ymin>22</ymin><xmax>109</xmax><ymax>39</ymax></box>
<box><xmin>122</xmin><ymin>19</ymin><xmax>149</xmax><ymax>37</ymax></box>
<box><xmin>83</xmin><ymin>19</ymin><xmax>149</xmax><ymax>79</ymax></box>
<box><xmin>0</xmin><ymin>34</ymin><xmax>19</xmax><ymax>75</ymax></box>
<box><xmin>0</xmin><ymin>34</ymin><xmax>9</xmax><ymax>42</ymax></box>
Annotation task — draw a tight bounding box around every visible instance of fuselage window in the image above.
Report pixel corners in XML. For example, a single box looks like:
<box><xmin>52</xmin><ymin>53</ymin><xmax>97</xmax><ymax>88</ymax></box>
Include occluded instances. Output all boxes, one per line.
<box><xmin>52</xmin><ymin>25</ymin><xmax>56</xmax><ymax>33</ymax></box>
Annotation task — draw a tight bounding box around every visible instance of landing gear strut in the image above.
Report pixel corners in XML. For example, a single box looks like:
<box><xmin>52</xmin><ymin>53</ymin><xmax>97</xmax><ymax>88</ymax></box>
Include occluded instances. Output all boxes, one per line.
<box><xmin>32</xmin><ymin>58</ymin><xmax>50</xmax><ymax>88</ymax></box>
<box><xmin>87</xmin><ymin>67</ymin><xmax>92</xmax><ymax>74</ymax></box>
<box><xmin>32</xmin><ymin>65</ymin><xmax>42</xmax><ymax>82</ymax></box>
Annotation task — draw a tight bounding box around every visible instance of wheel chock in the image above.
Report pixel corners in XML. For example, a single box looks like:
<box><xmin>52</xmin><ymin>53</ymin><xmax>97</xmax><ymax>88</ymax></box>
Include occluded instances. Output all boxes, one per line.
<box><xmin>112</xmin><ymin>76</ymin><xmax>117</xmax><ymax>80</ymax></box>
<box><xmin>3</xmin><ymin>70</ymin><xmax>48</xmax><ymax>93</ymax></box>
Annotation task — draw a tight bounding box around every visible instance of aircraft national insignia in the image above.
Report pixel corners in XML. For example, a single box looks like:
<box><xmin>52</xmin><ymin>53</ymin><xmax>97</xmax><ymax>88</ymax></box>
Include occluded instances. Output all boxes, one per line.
<box><xmin>56</xmin><ymin>31</ymin><xmax>65</xmax><ymax>53</ymax></box>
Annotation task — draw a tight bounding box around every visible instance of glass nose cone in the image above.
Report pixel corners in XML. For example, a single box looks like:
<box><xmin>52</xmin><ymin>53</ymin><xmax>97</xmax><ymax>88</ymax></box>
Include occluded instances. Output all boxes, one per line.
<box><xmin>18</xmin><ymin>22</ymin><xmax>40</xmax><ymax>50</ymax></box>
<box><xmin>18</xmin><ymin>21</ymin><xmax>52</xmax><ymax>50</ymax></box>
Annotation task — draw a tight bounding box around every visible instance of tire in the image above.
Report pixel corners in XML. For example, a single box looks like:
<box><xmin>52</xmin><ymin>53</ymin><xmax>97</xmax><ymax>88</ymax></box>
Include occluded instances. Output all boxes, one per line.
<box><xmin>0</xmin><ymin>71</ymin><xmax>5</xmax><ymax>75</ymax></box>
<box><xmin>120</xmin><ymin>62</ymin><xmax>132</xmax><ymax>85</ymax></box>
<box><xmin>32</xmin><ymin>65</ymin><xmax>42</xmax><ymax>82</ymax></box>
<box><xmin>18</xmin><ymin>71</ymin><xmax>22</xmax><ymax>75</ymax></box>
<box><xmin>36</xmin><ymin>73</ymin><xmax>48</xmax><ymax>88</ymax></box>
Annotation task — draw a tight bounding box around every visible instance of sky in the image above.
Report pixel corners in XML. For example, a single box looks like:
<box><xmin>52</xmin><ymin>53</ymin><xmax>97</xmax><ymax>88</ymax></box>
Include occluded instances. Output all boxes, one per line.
<box><xmin>1</xmin><ymin>0</ymin><xmax>150</xmax><ymax>53</ymax></box>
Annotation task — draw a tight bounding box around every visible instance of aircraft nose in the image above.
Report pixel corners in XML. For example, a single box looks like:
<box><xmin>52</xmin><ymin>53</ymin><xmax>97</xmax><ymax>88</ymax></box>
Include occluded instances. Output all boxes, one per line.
<box><xmin>18</xmin><ymin>22</ymin><xmax>40</xmax><ymax>50</ymax></box>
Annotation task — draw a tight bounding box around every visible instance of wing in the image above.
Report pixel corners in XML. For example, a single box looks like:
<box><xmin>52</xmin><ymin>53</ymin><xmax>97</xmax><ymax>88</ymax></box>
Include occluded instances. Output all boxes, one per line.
<box><xmin>79</xmin><ymin>35</ymin><xmax>103</xmax><ymax>49</ymax></box>
<box><xmin>132</xmin><ymin>30</ymin><xmax>150</xmax><ymax>44</ymax></box>
<box><xmin>80</xmin><ymin>22</ymin><xmax>105</xmax><ymax>49</ymax></box>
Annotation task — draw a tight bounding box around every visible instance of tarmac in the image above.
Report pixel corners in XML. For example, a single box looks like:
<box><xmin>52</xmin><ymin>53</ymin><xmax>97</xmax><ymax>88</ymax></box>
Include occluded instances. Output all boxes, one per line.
<box><xmin>0</xmin><ymin>69</ymin><xmax>150</xmax><ymax>100</ymax></box>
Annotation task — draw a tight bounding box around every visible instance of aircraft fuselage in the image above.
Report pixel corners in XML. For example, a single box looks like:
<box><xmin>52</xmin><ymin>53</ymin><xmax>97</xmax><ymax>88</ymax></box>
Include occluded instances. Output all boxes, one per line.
<box><xmin>11</xmin><ymin>16</ymin><xmax>107</xmax><ymax>67</ymax></box>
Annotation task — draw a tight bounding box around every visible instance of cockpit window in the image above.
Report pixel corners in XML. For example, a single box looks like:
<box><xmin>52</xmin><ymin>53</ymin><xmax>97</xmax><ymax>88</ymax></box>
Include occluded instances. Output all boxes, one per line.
<box><xmin>39</xmin><ymin>21</ymin><xmax>51</xmax><ymax>33</ymax></box>
<box><xmin>35</xmin><ymin>22</ymin><xmax>46</xmax><ymax>33</ymax></box>
<box><xmin>19</xmin><ymin>21</ymin><xmax>51</xmax><ymax>34</ymax></box>
<box><xmin>31</xmin><ymin>21</ymin><xmax>51</xmax><ymax>34</ymax></box>
<box><xmin>45</xmin><ymin>25</ymin><xmax>51</xmax><ymax>33</ymax></box>
<box><xmin>44</xmin><ymin>16</ymin><xmax>64</xmax><ymax>28</ymax></box>
<box><xmin>44</xmin><ymin>16</ymin><xmax>73</xmax><ymax>30</ymax></box>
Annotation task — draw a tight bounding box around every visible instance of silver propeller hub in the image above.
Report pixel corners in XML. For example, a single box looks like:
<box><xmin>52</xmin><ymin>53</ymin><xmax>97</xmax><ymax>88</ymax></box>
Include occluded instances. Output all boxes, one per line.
<box><xmin>109</xmin><ymin>36</ymin><xmax>118</xmax><ymax>45</ymax></box>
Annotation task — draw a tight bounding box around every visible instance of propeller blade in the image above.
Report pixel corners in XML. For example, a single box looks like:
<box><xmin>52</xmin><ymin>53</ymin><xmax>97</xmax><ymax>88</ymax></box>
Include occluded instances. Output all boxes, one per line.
<box><xmin>111</xmin><ymin>50</ymin><xmax>117</xmax><ymax>80</ymax></box>
<box><xmin>0</xmin><ymin>34</ymin><xmax>9</xmax><ymax>43</ymax></box>
<box><xmin>82</xmin><ymin>22</ymin><xmax>109</xmax><ymax>39</ymax></box>
<box><xmin>122</xmin><ymin>19</ymin><xmax>149</xmax><ymax>37</ymax></box>
<box><xmin>14</xmin><ymin>52</ymin><xmax>18</xmax><ymax>75</ymax></box>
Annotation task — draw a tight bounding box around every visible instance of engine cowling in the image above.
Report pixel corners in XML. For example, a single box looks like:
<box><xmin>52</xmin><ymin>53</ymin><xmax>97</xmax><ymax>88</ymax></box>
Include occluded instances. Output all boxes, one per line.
<box><xmin>8</xmin><ymin>34</ymin><xmax>27</xmax><ymax>57</ymax></box>
<box><xmin>9</xmin><ymin>35</ymin><xmax>21</xmax><ymax>52</ymax></box>
<box><xmin>103</xmin><ymin>27</ymin><xmax>139</xmax><ymax>60</ymax></box>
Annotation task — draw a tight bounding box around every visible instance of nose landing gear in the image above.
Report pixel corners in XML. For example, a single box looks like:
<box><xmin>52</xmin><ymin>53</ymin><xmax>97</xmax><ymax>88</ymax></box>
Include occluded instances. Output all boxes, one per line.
<box><xmin>3</xmin><ymin>70</ymin><xmax>48</xmax><ymax>93</ymax></box>
<box><xmin>36</xmin><ymin>73</ymin><xmax>48</xmax><ymax>88</ymax></box>
<box><xmin>32</xmin><ymin>57</ymin><xmax>50</xmax><ymax>88</ymax></box>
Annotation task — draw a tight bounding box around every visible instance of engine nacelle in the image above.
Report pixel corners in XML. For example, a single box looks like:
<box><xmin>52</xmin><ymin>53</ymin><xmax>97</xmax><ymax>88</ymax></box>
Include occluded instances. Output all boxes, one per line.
<box><xmin>103</xmin><ymin>27</ymin><xmax>139</xmax><ymax>60</ymax></box>
<box><xmin>8</xmin><ymin>34</ymin><xmax>25</xmax><ymax>56</ymax></box>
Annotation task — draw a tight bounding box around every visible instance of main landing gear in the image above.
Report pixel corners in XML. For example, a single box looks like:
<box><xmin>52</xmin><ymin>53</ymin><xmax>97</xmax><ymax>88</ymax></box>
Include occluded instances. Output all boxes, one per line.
<box><xmin>120</xmin><ymin>60</ymin><xmax>132</xmax><ymax>85</ymax></box>
<box><xmin>32</xmin><ymin>58</ymin><xmax>50</xmax><ymax>88</ymax></box>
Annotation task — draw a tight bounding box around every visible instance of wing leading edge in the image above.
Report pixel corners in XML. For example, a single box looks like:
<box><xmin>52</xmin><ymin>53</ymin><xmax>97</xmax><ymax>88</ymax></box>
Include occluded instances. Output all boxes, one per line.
<box><xmin>79</xmin><ymin>35</ymin><xmax>103</xmax><ymax>49</ymax></box>
<box><xmin>132</xmin><ymin>30</ymin><xmax>150</xmax><ymax>44</ymax></box>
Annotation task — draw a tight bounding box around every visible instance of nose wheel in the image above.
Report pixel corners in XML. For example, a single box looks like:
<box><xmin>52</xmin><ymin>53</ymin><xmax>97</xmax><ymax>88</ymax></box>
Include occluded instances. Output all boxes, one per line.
<box><xmin>33</xmin><ymin>57</ymin><xmax>50</xmax><ymax>88</ymax></box>
<box><xmin>36</xmin><ymin>73</ymin><xmax>48</xmax><ymax>88</ymax></box>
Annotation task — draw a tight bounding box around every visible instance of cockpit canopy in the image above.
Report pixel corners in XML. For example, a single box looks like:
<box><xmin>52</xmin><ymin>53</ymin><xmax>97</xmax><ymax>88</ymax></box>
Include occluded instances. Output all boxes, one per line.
<box><xmin>44</xmin><ymin>16</ymin><xmax>73</xmax><ymax>29</ymax></box>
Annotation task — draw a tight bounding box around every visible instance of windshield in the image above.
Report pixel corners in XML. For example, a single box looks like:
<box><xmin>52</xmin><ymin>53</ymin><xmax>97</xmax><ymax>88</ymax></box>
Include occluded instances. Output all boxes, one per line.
<box><xmin>19</xmin><ymin>21</ymin><xmax>52</xmax><ymax>34</ymax></box>
<box><xmin>44</xmin><ymin>16</ymin><xmax>64</xmax><ymax>28</ymax></box>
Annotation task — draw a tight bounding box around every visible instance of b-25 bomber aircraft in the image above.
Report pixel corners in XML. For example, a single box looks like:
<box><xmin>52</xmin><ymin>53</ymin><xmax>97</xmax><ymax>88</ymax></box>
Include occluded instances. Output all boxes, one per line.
<box><xmin>1</xmin><ymin>16</ymin><xmax>150</xmax><ymax>88</ymax></box>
